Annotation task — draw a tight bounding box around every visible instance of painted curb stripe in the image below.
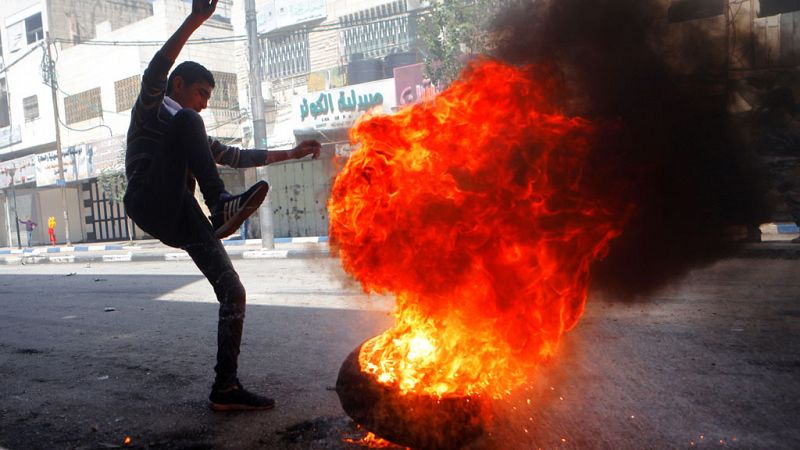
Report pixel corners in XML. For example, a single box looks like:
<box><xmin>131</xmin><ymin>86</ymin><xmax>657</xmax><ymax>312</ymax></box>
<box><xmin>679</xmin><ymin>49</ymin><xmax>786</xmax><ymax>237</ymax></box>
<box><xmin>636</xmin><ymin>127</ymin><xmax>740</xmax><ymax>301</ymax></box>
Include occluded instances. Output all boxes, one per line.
<box><xmin>242</xmin><ymin>250</ymin><xmax>290</xmax><ymax>259</ymax></box>
<box><xmin>165</xmin><ymin>253</ymin><xmax>191</xmax><ymax>261</ymax></box>
<box><xmin>103</xmin><ymin>253</ymin><xmax>133</xmax><ymax>262</ymax></box>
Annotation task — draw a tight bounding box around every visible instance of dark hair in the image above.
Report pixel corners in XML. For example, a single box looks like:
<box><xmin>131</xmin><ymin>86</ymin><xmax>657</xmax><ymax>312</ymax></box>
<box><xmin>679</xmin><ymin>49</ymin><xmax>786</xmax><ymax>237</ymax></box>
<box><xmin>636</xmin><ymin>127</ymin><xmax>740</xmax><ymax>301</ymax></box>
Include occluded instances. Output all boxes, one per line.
<box><xmin>166</xmin><ymin>61</ymin><xmax>215</xmax><ymax>96</ymax></box>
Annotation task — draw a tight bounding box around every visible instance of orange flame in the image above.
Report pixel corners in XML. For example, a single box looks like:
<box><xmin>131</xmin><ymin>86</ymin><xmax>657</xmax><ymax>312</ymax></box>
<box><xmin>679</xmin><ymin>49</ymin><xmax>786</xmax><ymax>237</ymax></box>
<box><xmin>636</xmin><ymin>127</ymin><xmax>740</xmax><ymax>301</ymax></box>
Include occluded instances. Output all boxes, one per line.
<box><xmin>343</xmin><ymin>432</ymin><xmax>400</xmax><ymax>448</ymax></box>
<box><xmin>329</xmin><ymin>59</ymin><xmax>628</xmax><ymax>398</ymax></box>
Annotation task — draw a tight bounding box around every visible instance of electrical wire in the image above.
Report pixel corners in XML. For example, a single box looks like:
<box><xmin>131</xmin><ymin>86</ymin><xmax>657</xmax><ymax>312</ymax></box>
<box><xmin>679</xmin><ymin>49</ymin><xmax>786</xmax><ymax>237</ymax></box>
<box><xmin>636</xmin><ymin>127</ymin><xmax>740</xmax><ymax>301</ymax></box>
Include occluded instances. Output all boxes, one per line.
<box><xmin>4</xmin><ymin>3</ymin><xmax>459</xmax><ymax>145</ymax></box>
<box><xmin>0</xmin><ymin>41</ymin><xmax>45</xmax><ymax>76</ymax></box>
<box><xmin>48</xmin><ymin>5</ymin><xmax>438</xmax><ymax>47</ymax></box>
<box><xmin>57</xmin><ymin>115</ymin><xmax>113</xmax><ymax>137</ymax></box>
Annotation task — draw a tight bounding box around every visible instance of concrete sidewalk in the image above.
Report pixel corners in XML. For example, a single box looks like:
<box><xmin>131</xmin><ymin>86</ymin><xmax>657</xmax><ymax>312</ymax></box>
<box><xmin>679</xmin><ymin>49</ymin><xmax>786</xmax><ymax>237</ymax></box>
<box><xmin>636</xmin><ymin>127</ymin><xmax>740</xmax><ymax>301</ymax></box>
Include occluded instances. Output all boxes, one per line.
<box><xmin>2</xmin><ymin>221</ymin><xmax>800</xmax><ymax>265</ymax></box>
<box><xmin>0</xmin><ymin>236</ymin><xmax>330</xmax><ymax>265</ymax></box>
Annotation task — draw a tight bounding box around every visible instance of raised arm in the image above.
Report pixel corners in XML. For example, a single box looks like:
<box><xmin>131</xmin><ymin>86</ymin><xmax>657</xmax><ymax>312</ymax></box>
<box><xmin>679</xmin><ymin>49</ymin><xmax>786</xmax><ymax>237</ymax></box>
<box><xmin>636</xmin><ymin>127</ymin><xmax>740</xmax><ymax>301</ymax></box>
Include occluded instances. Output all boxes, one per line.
<box><xmin>134</xmin><ymin>0</ymin><xmax>218</xmax><ymax>114</ymax></box>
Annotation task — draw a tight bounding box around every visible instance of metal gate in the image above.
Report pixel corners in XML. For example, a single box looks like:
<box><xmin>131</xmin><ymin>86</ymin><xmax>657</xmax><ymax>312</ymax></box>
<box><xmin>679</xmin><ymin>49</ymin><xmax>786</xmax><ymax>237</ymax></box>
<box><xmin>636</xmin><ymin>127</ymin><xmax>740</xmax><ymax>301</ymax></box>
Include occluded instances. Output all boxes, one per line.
<box><xmin>82</xmin><ymin>180</ymin><xmax>137</xmax><ymax>242</ymax></box>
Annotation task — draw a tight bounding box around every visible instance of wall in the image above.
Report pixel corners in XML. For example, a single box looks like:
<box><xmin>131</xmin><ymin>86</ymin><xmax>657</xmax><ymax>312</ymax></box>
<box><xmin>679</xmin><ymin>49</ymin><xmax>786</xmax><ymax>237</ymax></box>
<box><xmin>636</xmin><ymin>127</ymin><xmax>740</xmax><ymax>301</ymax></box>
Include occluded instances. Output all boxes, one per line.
<box><xmin>47</xmin><ymin>0</ymin><xmax>153</xmax><ymax>48</ymax></box>
<box><xmin>267</xmin><ymin>157</ymin><xmax>334</xmax><ymax>237</ymax></box>
<box><xmin>56</xmin><ymin>0</ymin><xmax>241</xmax><ymax>149</ymax></box>
<box><xmin>37</xmin><ymin>185</ymin><xmax>82</xmax><ymax>244</ymax></box>
<box><xmin>0</xmin><ymin>0</ymin><xmax>57</xmax><ymax>158</ymax></box>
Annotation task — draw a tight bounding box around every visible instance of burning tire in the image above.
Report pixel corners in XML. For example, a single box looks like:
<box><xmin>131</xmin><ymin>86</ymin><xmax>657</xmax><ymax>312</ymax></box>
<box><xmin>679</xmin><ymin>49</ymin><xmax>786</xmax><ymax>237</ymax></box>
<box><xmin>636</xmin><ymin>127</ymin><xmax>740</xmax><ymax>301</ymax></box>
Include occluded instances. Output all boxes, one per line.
<box><xmin>336</xmin><ymin>341</ymin><xmax>486</xmax><ymax>450</ymax></box>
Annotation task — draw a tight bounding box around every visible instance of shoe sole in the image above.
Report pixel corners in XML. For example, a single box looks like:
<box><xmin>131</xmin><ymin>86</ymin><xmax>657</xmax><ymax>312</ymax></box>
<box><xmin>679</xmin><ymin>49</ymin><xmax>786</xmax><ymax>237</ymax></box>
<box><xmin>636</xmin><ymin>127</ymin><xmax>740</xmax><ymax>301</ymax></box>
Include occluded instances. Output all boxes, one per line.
<box><xmin>215</xmin><ymin>182</ymin><xmax>269</xmax><ymax>239</ymax></box>
<box><xmin>209</xmin><ymin>402</ymin><xmax>276</xmax><ymax>412</ymax></box>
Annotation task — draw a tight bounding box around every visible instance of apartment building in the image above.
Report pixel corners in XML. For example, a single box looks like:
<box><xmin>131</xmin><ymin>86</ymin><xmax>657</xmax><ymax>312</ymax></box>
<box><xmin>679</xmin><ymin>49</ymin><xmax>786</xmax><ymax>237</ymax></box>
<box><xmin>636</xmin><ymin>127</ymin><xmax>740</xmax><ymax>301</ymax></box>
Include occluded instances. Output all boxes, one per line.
<box><xmin>4</xmin><ymin>0</ymin><xmax>794</xmax><ymax>246</ymax></box>
<box><xmin>661</xmin><ymin>0</ymin><xmax>800</xmax><ymax>105</ymax></box>
<box><xmin>229</xmin><ymin>0</ymin><xmax>425</xmax><ymax>238</ymax></box>
<box><xmin>0</xmin><ymin>0</ymin><xmax>240</xmax><ymax>247</ymax></box>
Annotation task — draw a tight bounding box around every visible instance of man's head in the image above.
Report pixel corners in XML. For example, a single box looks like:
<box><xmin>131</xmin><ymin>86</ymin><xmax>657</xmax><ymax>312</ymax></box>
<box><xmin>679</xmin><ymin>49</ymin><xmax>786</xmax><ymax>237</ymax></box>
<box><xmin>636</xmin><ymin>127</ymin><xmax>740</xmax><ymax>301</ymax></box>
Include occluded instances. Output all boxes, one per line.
<box><xmin>167</xmin><ymin>61</ymin><xmax>215</xmax><ymax>112</ymax></box>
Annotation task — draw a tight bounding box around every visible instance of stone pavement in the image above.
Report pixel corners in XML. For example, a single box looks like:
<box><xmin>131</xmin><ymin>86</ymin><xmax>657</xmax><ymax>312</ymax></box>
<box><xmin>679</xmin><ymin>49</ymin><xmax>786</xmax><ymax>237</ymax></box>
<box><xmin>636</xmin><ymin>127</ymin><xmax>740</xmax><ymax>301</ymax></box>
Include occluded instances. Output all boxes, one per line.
<box><xmin>0</xmin><ymin>236</ymin><xmax>330</xmax><ymax>265</ymax></box>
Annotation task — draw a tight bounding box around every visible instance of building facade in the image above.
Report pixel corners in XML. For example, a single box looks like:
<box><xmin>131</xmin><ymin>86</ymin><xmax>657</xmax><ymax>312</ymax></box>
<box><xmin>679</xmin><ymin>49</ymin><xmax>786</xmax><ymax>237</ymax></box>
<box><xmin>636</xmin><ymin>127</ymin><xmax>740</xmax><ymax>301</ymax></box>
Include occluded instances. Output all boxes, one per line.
<box><xmin>228</xmin><ymin>0</ymin><xmax>425</xmax><ymax>238</ymax></box>
<box><xmin>0</xmin><ymin>0</ymin><xmax>241</xmax><ymax>247</ymax></box>
<box><xmin>3</xmin><ymin>0</ymin><xmax>797</xmax><ymax>246</ymax></box>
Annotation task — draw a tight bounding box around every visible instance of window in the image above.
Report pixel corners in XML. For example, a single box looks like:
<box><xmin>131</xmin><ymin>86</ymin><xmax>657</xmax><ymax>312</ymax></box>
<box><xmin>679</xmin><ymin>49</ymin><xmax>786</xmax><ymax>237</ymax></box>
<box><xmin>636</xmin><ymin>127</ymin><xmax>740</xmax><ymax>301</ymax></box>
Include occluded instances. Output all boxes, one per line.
<box><xmin>23</xmin><ymin>95</ymin><xmax>38</xmax><ymax>121</ymax></box>
<box><xmin>209</xmin><ymin>71</ymin><xmax>239</xmax><ymax>110</ymax></box>
<box><xmin>0</xmin><ymin>78</ymin><xmax>9</xmax><ymax>128</ymax></box>
<box><xmin>64</xmin><ymin>87</ymin><xmax>103</xmax><ymax>124</ymax></box>
<box><xmin>758</xmin><ymin>0</ymin><xmax>800</xmax><ymax>17</ymax></box>
<box><xmin>25</xmin><ymin>13</ymin><xmax>43</xmax><ymax>45</ymax></box>
<box><xmin>114</xmin><ymin>75</ymin><xmax>140</xmax><ymax>112</ymax></box>
<box><xmin>261</xmin><ymin>28</ymin><xmax>310</xmax><ymax>80</ymax></box>
<box><xmin>211</xmin><ymin>0</ymin><xmax>233</xmax><ymax>24</ymax></box>
<box><xmin>7</xmin><ymin>12</ymin><xmax>44</xmax><ymax>52</ymax></box>
<box><xmin>340</xmin><ymin>1</ymin><xmax>412</xmax><ymax>60</ymax></box>
<box><xmin>667</xmin><ymin>0</ymin><xmax>725</xmax><ymax>22</ymax></box>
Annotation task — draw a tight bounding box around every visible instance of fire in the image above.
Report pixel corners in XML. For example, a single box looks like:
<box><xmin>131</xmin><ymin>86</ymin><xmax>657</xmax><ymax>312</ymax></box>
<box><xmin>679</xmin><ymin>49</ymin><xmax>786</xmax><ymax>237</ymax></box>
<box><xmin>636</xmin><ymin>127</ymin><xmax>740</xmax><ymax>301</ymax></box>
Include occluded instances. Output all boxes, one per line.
<box><xmin>344</xmin><ymin>431</ymin><xmax>399</xmax><ymax>448</ymax></box>
<box><xmin>328</xmin><ymin>59</ymin><xmax>629</xmax><ymax>398</ymax></box>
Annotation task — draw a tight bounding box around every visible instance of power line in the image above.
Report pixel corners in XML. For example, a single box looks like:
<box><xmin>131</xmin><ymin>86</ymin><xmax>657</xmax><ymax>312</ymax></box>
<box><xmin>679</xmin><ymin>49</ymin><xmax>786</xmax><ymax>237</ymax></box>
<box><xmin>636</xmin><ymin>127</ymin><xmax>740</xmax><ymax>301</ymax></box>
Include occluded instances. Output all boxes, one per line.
<box><xmin>0</xmin><ymin>42</ymin><xmax>45</xmax><ymax>76</ymax></box>
<box><xmin>49</xmin><ymin>6</ymin><xmax>437</xmax><ymax>48</ymax></box>
<box><xmin>57</xmin><ymin>114</ymin><xmax>113</xmax><ymax>137</ymax></box>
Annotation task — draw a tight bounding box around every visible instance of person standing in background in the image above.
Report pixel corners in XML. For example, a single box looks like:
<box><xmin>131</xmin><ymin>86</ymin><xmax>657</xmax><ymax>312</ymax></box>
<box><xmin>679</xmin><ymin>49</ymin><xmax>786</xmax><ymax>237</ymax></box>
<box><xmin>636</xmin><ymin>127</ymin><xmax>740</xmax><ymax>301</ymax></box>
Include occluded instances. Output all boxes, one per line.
<box><xmin>47</xmin><ymin>216</ymin><xmax>57</xmax><ymax>246</ymax></box>
<box><xmin>18</xmin><ymin>217</ymin><xmax>37</xmax><ymax>247</ymax></box>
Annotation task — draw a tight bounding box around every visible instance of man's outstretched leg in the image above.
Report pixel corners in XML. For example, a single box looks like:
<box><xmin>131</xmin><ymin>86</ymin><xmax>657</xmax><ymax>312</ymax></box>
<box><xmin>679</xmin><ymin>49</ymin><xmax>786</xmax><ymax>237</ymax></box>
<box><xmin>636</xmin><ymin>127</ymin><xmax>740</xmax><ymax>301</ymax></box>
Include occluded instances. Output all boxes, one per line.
<box><xmin>168</xmin><ymin>109</ymin><xmax>269</xmax><ymax>239</ymax></box>
<box><xmin>183</xmin><ymin>203</ymin><xmax>275</xmax><ymax>411</ymax></box>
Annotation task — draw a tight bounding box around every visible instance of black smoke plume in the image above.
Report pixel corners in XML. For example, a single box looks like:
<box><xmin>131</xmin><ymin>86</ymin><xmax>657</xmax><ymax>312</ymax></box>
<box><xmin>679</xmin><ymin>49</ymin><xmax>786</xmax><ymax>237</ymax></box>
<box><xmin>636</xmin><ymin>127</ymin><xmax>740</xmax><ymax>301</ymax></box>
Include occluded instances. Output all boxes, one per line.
<box><xmin>489</xmin><ymin>0</ymin><xmax>773</xmax><ymax>298</ymax></box>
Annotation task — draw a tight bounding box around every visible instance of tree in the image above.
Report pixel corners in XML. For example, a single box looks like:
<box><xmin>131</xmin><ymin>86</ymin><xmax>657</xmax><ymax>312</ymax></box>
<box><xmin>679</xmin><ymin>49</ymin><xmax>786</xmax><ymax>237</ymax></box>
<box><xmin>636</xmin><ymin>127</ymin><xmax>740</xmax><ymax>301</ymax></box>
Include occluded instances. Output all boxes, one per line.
<box><xmin>96</xmin><ymin>162</ymin><xmax>133</xmax><ymax>243</ymax></box>
<box><xmin>416</xmin><ymin>0</ymin><xmax>503</xmax><ymax>88</ymax></box>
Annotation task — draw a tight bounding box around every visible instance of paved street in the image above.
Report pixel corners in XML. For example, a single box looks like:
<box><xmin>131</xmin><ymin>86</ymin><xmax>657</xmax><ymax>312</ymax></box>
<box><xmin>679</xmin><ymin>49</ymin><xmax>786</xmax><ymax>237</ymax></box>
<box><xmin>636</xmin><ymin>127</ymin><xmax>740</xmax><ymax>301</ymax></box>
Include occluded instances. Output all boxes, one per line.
<box><xmin>0</xmin><ymin>254</ymin><xmax>798</xmax><ymax>449</ymax></box>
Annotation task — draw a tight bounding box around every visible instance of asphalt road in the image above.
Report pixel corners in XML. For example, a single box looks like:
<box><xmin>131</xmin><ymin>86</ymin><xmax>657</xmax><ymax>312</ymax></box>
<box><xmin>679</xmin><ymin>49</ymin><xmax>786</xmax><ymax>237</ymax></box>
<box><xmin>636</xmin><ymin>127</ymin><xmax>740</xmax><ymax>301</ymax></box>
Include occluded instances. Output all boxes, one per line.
<box><xmin>0</xmin><ymin>256</ymin><xmax>798</xmax><ymax>450</ymax></box>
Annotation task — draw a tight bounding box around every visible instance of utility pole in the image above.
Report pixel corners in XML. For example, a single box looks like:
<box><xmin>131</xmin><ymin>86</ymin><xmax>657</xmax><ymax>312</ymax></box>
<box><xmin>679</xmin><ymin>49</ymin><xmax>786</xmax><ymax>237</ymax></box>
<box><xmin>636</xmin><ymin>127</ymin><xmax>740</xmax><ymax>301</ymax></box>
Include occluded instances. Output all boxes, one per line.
<box><xmin>8</xmin><ymin>166</ymin><xmax>21</xmax><ymax>249</ymax></box>
<box><xmin>45</xmin><ymin>33</ymin><xmax>71</xmax><ymax>245</ymax></box>
<box><xmin>245</xmin><ymin>0</ymin><xmax>274</xmax><ymax>249</ymax></box>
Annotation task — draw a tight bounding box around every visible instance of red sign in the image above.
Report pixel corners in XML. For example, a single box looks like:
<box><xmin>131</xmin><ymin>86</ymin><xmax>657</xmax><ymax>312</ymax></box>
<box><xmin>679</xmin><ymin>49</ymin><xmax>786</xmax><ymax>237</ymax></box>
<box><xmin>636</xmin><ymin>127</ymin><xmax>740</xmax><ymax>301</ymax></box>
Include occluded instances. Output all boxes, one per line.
<box><xmin>393</xmin><ymin>63</ymin><xmax>436</xmax><ymax>107</ymax></box>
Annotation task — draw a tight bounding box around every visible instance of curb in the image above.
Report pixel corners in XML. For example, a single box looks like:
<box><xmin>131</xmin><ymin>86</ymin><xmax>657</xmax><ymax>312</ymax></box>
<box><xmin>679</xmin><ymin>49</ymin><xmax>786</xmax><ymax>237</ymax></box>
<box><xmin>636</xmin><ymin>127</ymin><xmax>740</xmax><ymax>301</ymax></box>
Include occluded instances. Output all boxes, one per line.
<box><xmin>0</xmin><ymin>237</ymin><xmax>328</xmax><ymax>255</ymax></box>
<box><xmin>4</xmin><ymin>223</ymin><xmax>798</xmax><ymax>265</ymax></box>
<box><xmin>0</xmin><ymin>243</ymin><xmax>330</xmax><ymax>265</ymax></box>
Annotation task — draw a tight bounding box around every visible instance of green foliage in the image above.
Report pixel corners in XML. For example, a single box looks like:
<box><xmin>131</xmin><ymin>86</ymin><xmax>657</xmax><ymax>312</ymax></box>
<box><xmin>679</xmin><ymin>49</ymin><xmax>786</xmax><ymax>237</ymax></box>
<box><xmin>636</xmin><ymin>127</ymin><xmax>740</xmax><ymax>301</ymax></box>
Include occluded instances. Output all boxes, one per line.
<box><xmin>97</xmin><ymin>160</ymin><xmax>134</xmax><ymax>242</ymax></box>
<box><xmin>97</xmin><ymin>142</ymin><xmax>127</xmax><ymax>204</ymax></box>
<box><xmin>417</xmin><ymin>0</ymin><xmax>502</xmax><ymax>87</ymax></box>
<box><xmin>97</xmin><ymin>166</ymin><xmax>127</xmax><ymax>204</ymax></box>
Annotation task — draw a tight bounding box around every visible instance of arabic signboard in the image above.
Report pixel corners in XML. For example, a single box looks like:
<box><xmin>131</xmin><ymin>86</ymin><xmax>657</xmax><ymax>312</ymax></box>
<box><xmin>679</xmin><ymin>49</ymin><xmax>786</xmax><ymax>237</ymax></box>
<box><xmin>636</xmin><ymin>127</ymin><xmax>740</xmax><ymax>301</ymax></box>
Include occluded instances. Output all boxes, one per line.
<box><xmin>0</xmin><ymin>155</ymin><xmax>36</xmax><ymax>189</ymax></box>
<box><xmin>36</xmin><ymin>145</ymin><xmax>88</xmax><ymax>187</ymax></box>
<box><xmin>88</xmin><ymin>136</ymin><xmax>126</xmax><ymax>177</ymax></box>
<box><xmin>257</xmin><ymin>0</ymin><xmax>327</xmax><ymax>33</ymax></box>
<box><xmin>292</xmin><ymin>78</ymin><xmax>397</xmax><ymax>132</ymax></box>
<box><xmin>394</xmin><ymin>63</ymin><xmax>437</xmax><ymax>107</ymax></box>
<box><xmin>0</xmin><ymin>137</ymin><xmax>124</xmax><ymax>189</ymax></box>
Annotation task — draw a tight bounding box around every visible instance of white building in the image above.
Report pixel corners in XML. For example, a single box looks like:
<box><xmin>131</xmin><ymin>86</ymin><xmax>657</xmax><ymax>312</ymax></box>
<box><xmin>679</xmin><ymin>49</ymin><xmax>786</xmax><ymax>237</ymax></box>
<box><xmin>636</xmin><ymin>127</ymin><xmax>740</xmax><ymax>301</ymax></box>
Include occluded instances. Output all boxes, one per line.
<box><xmin>0</xmin><ymin>0</ymin><xmax>241</xmax><ymax>247</ymax></box>
<box><xmin>0</xmin><ymin>0</ymin><xmax>431</xmax><ymax>246</ymax></box>
<box><xmin>230</xmin><ymin>0</ymin><xmax>425</xmax><ymax>237</ymax></box>
<box><xmin>3</xmin><ymin>0</ymin><xmax>800</xmax><ymax>246</ymax></box>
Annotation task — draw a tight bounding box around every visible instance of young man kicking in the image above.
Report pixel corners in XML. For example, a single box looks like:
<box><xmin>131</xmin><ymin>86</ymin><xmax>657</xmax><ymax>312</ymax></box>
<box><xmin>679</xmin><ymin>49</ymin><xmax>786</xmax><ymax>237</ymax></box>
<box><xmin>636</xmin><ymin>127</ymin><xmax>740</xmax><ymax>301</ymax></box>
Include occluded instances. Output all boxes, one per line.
<box><xmin>124</xmin><ymin>0</ymin><xmax>320</xmax><ymax>411</ymax></box>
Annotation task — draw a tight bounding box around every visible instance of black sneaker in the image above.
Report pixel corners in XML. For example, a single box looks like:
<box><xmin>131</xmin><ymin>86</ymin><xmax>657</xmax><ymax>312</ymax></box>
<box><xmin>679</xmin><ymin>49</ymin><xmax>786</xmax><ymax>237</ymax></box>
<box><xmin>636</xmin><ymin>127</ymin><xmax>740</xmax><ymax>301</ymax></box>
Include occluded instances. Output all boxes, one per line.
<box><xmin>209</xmin><ymin>382</ymin><xmax>276</xmax><ymax>412</ymax></box>
<box><xmin>210</xmin><ymin>181</ymin><xmax>269</xmax><ymax>239</ymax></box>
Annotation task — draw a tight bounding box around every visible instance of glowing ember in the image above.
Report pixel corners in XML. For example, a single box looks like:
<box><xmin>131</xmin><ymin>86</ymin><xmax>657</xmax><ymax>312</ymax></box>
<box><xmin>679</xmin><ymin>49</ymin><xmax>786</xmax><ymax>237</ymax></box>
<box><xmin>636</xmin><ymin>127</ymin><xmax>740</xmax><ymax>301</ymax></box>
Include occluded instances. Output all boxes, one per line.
<box><xmin>343</xmin><ymin>431</ymin><xmax>399</xmax><ymax>448</ymax></box>
<box><xmin>329</xmin><ymin>59</ymin><xmax>629</xmax><ymax>399</ymax></box>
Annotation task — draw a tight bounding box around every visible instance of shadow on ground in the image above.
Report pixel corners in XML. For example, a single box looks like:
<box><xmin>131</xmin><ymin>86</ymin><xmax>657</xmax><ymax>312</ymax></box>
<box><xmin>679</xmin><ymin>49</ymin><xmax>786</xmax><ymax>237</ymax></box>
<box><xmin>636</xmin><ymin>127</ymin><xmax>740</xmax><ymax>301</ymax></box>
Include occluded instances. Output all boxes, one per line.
<box><xmin>0</xmin><ymin>258</ymin><xmax>799</xmax><ymax>449</ymax></box>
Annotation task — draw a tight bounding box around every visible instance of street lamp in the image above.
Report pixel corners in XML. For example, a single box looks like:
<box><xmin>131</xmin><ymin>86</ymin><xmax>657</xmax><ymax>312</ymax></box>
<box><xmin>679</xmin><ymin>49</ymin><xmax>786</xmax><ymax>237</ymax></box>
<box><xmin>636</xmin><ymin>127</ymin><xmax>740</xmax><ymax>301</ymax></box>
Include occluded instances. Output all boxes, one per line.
<box><xmin>8</xmin><ymin>166</ymin><xmax>21</xmax><ymax>249</ymax></box>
